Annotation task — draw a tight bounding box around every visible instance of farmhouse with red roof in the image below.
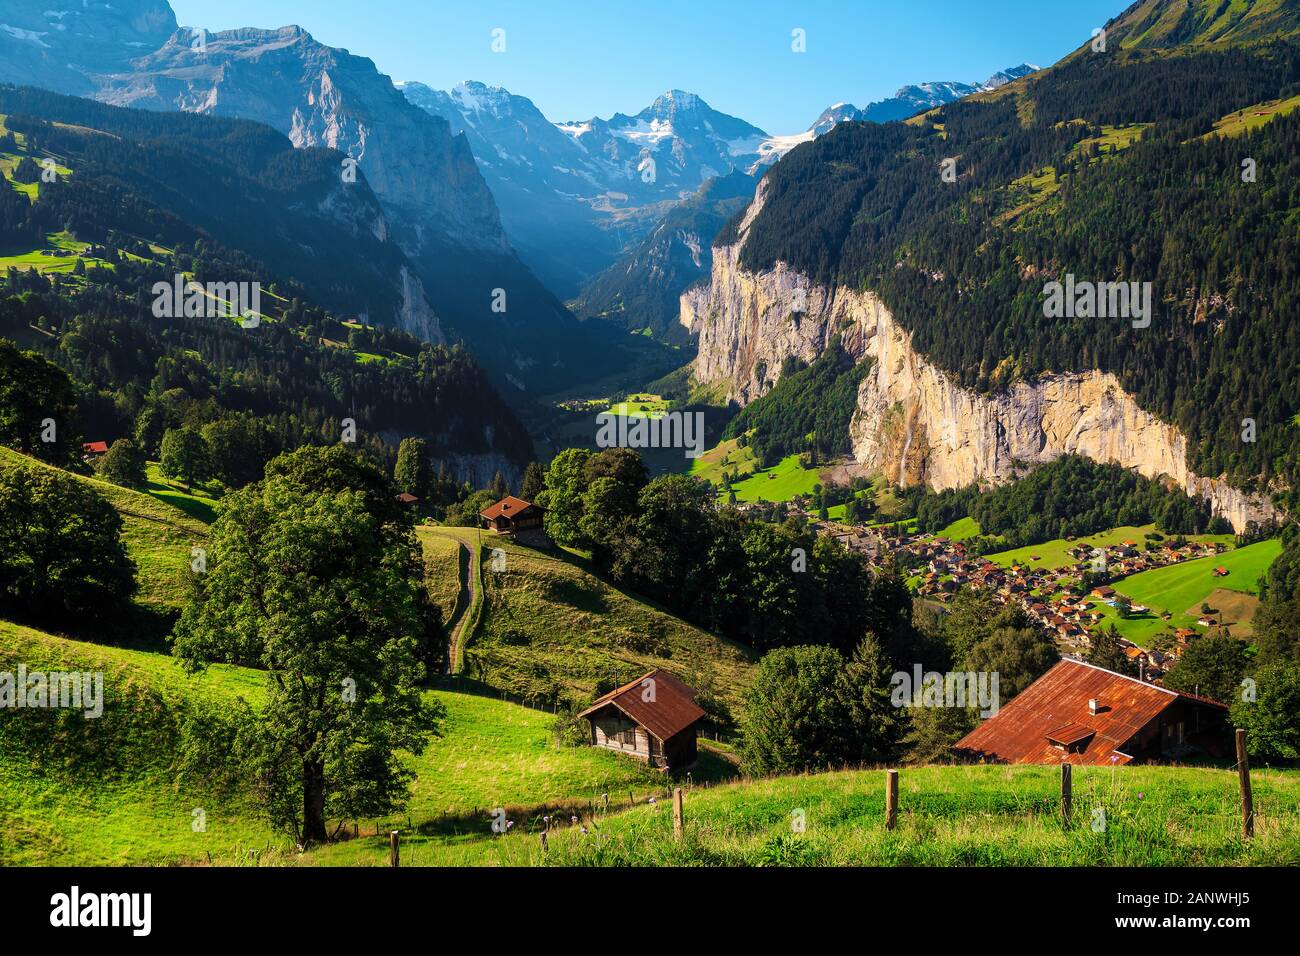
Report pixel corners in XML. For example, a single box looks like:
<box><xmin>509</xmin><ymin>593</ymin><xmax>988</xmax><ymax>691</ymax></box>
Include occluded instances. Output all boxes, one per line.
<box><xmin>954</xmin><ymin>659</ymin><xmax>1231</xmax><ymax>765</ymax></box>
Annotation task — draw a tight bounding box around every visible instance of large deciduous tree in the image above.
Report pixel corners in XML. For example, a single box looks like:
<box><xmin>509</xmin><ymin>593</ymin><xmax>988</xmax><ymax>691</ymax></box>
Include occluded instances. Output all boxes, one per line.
<box><xmin>739</xmin><ymin>645</ymin><xmax>853</xmax><ymax>775</ymax></box>
<box><xmin>1162</xmin><ymin>632</ymin><xmax>1249</xmax><ymax>705</ymax></box>
<box><xmin>96</xmin><ymin>437</ymin><xmax>147</xmax><ymax>489</ymax></box>
<box><xmin>393</xmin><ymin>436</ymin><xmax>433</xmax><ymax>501</ymax></box>
<box><xmin>536</xmin><ymin>448</ymin><xmax>592</xmax><ymax>546</ymax></box>
<box><xmin>159</xmin><ymin>426</ymin><xmax>211</xmax><ymax>491</ymax></box>
<box><xmin>1232</xmin><ymin>663</ymin><xmax>1300</xmax><ymax>762</ymax></box>
<box><xmin>173</xmin><ymin>445</ymin><xmax>444</xmax><ymax>845</ymax></box>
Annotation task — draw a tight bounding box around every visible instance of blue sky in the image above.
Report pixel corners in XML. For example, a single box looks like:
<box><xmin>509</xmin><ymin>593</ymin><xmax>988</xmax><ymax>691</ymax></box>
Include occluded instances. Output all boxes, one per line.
<box><xmin>169</xmin><ymin>0</ymin><xmax>1127</xmax><ymax>133</ymax></box>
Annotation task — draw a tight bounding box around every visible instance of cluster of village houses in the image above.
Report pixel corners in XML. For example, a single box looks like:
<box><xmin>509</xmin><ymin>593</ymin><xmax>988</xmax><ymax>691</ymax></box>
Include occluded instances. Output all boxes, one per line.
<box><xmin>814</xmin><ymin>519</ymin><xmax>1231</xmax><ymax>684</ymax></box>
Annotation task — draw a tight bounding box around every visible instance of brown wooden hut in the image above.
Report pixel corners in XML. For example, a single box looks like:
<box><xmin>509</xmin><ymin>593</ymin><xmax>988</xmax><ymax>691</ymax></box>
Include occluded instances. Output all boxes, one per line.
<box><xmin>577</xmin><ymin>669</ymin><xmax>704</xmax><ymax>770</ymax></box>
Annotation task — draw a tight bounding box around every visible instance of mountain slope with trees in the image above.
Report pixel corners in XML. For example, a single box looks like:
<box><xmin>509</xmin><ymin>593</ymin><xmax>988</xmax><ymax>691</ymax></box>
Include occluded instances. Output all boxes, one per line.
<box><xmin>722</xmin><ymin>2</ymin><xmax>1300</xmax><ymax>496</ymax></box>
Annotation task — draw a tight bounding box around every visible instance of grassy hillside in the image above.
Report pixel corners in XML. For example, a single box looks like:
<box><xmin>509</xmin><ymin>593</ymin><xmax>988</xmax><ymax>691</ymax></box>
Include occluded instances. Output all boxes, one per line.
<box><xmin>0</xmin><ymin>619</ymin><xmax>273</xmax><ymax>865</ymax></box>
<box><xmin>417</xmin><ymin>527</ymin><xmax>465</xmax><ymax>626</ymax></box>
<box><xmin>428</xmin><ymin>528</ymin><xmax>757</xmax><ymax>714</ymax></box>
<box><xmin>0</xmin><ymin>446</ymin><xmax>208</xmax><ymax>612</ymax></box>
<box><xmin>1103</xmin><ymin>0</ymin><xmax>1300</xmax><ymax>51</ymax></box>
<box><xmin>727</xmin><ymin>453</ymin><xmax>823</xmax><ymax>503</ymax></box>
<box><xmin>987</xmin><ymin>524</ymin><xmax>1235</xmax><ymax>571</ymax></box>
<box><xmin>302</xmin><ymin>763</ymin><xmax>1300</xmax><ymax>867</ymax></box>
<box><xmin>5</xmin><ymin>619</ymin><xmax>1296</xmax><ymax>868</ymax></box>
<box><xmin>0</xmin><ymin>620</ymin><xmax>686</xmax><ymax>865</ymax></box>
<box><xmin>1110</xmin><ymin>537</ymin><xmax>1282</xmax><ymax>642</ymax></box>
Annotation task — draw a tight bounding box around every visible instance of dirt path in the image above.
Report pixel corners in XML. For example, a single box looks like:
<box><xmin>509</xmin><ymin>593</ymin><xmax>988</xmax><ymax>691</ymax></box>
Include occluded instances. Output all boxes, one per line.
<box><xmin>447</xmin><ymin>539</ymin><xmax>481</xmax><ymax>674</ymax></box>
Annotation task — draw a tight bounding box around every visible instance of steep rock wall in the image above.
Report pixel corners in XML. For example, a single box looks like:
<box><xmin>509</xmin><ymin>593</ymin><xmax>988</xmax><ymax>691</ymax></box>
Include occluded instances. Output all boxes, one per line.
<box><xmin>684</xmin><ymin>196</ymin><xmax>1280</xmax><ymax>531</ymax></box>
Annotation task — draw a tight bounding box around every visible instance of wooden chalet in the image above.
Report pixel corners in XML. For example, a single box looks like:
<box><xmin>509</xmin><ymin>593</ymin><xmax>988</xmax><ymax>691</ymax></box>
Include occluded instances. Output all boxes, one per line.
<box><xmin>577</xmin><ymin>669</ymin><xmax>704</xmax><ymax>770</ymax></box>
<box><xmin>954</xmin><ymin>659</ymin><xmax>1231</xmax><ymax>765</ymax></box>
<box><xmin>479</xmin><ymin>495</ymin><xmax>545</xmax><ymax>533</ymax></box>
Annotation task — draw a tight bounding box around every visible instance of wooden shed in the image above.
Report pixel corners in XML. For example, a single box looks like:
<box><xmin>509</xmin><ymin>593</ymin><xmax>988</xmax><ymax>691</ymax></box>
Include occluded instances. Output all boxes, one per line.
<box><xmin>577</xmin><ymin>669</ymin><xmax>704</xmax><ymax>770</ymax></box>
<box><xmin>479</xmin><ymin>495</ymin><xmax>545</xmax><ymax>533</ymax></box>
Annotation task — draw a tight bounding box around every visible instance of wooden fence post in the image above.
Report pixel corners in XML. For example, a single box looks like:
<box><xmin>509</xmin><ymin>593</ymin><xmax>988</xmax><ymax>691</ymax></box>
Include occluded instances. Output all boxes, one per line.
<box><xmin>389</xmin><ymin>830</ymin><xmax>400</xmax><ymax>867</ymax></box>
<box><xmin>1236</xmin><ymin>729</ymin><xmax>1253</xmax><ymax>839</ymax></box>
<box><xmin>540</xmin><ymin>830</ymin><xmax>548</xmax><ymax>854</ymax></box>
<box><xmin>672</xmin><ymin>787</ymin><xmax>684</xmax><ymax>841</ymax></box>
<box><xmin>885</xmin><ymin>769</ymin><xmax>899</xmax><ymax>831</ymax></box>
<box><xmin>1061</xmin><ymin>763</ymin><xmax>1073</xmax><ymax>828</ymax></box>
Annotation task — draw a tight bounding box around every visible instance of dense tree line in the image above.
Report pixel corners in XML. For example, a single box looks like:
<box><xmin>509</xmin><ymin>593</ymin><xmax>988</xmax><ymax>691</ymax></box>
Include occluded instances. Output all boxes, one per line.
<box><xmin>0</xmin><ymin>454</ymin><xmax>136</xmax><ymax>630</ymax></box>
<box><xmin>911</xmin><ymin>455</ymin><xmax>1225</xmax><ymax>547</ymax></box>
<box><xmin>537</xmin><ymin>447</ymin><xmax>912</xmax><ymax>655</ymax></box>
<box><xmin>722</xmin><ymin>337</ymin><xmax>870</xmax><ymax>467</ymax></box>
<box><xmin>738</xmin><ymin>589</ymin><xmax>1059</xmax><ymax>773</ymax></box>
<box><xmin>0</xmin><ymin>262</ymin><xmax>531</xmax><ymax>486</ymax></box>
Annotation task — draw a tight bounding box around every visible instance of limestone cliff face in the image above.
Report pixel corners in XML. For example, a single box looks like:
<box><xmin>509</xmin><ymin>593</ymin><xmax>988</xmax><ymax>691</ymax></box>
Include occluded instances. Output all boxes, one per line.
<box><xmin>685</xmin><ymin>187</ymin><xmax>1281</xmax><ymax>532</ymax></box>
<box><xmin>848</xmin><ymin>301</ymin><xmax>1281</xmax><ymax>533</ymax></box>
<box><xmin>681</xmin><ymin>181</ymin><xmax>875</xmax><ymax>403</ymax></box>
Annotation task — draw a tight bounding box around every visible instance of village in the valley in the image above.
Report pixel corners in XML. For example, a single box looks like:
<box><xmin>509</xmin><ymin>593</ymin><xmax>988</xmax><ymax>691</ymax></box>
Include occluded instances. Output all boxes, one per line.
<box><xmin>752</xmin><ymin>496</ymin><xmax>1237</xmax><ymax>685</ymax></box>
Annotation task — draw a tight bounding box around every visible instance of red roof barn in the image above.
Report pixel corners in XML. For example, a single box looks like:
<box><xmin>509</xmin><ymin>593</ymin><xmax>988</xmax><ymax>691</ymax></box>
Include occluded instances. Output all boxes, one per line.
<box><xmin>577</xmin><ymin>669</ymin><xmax>704</xmax><ymax>770</ymax></box>
<box><xmin>479</xmin><ymin>495</ymin><xmax>545</xmax><ymax>533</ymax></box>
<box><xmin>954</xmin><ymin>659</ymin><xmax>1230</xmax><ymax>765</ymax></box>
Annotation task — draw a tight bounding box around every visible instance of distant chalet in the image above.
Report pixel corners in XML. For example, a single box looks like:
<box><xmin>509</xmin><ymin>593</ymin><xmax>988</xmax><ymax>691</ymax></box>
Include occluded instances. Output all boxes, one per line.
<box><xmin>479</xmin><ymin>495</ymin><xmax>544</xmax><ymax>534</ymax></box>
<box><xmin>578</xmin><ymin>669</ymin><xmax>704</xmax><ymax>770</ymax></box>
<box><xmin>954</xmin><ymin>659</ymin><xmax>1231</xmax><ymax>766</ymax></box>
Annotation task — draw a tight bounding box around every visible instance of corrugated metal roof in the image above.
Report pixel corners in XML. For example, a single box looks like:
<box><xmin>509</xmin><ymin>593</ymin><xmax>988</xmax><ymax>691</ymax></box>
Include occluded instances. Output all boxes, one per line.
<box><xmin>954</xmin><ymin>659</ymin><xmax>1224</xmax><ymax>766</ymax></box>
<box><xmin>577</xmin><ymin>668</ymin><xmax>704</xmax><ymax>742</ymax></box>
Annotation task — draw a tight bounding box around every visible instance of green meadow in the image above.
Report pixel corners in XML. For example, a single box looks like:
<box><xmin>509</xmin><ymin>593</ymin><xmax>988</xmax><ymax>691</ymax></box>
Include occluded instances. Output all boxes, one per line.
<box><xmin>727</xmin><ymin>453</ymin><xmax>823</xmax><ymax>503</ymax></box>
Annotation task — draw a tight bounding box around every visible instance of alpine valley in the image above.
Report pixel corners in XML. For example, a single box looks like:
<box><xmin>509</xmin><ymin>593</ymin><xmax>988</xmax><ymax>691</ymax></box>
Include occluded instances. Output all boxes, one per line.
<box><xmin>2</xmin><ymin>0</ymin><xmax>1300</xmax><ymax>882</ymax></box>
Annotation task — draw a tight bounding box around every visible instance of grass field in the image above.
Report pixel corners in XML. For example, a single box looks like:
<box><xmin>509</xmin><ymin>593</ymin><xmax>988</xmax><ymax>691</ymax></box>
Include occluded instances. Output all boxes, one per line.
<box><xmin>1108</xmin><ymin>538</ymin><xmax>1282</xmax><ymax>644</ymax></box>
<box><xmin>1202</xmin><ymin>93</ymin><xmax>1300</xmax><ymax>139</ymax></box>
<box><xmin>460</xmin><ymin>531</ymin><xmax>757</xmax><ymax>712</ymax></box>
<box><xmin>728</xmin><ymin>453</ymin><xmax>823</xmax><ymax>503</ymax></box>
<box><xmin>0</xmin><ymin>231</ymin><xmax>112</xmax><ymax>275</ymax></box>
<box><xmin>0</xmin><ymin>620</ymin><xmax>715</xmax><ymax>866</ymax></box>
<box><xmin>688</xmin><ymin>435</ymin><xmax>758</xmax><ymax>487</ymax></box>
<box><xmin>302</xmin><ymin>763</ymin><xmax>1300</xmax><ymax>867</ymax></box>
<box><xmin>5</xmin><ymin>620</ymin><xmax>1297</xmax><ymax>867</ymax></box>
<box><xmin>417</xmin><ymin>528</ymin><xmax>465</xmax><ymax>625</ymax></box>
<box><xmin>143</xmin><ymin>462</ymin><xmax>221</xmax><ymax>525</ymax></box>
<box><xmin>986</xmin><ymin>525</ymin><xmax>1235</xmax><ymax>572</ymax></box>
<box><xmin>937</xmin><ymin>516</ymin><xmax>983</xmax><ymax>541</ymax></box>
<box><xmin>604</xmin><ymin>393</ymin><xmax>672</xmax><ymax>419</ymax></box>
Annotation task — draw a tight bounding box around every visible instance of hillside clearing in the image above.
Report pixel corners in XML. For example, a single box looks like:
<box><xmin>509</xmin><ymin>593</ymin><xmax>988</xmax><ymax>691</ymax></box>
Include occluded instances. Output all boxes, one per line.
<box><xmin>452</xmin><ymin>530</ymin><xmax>757</xmax><ymax>712</ymax></box>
